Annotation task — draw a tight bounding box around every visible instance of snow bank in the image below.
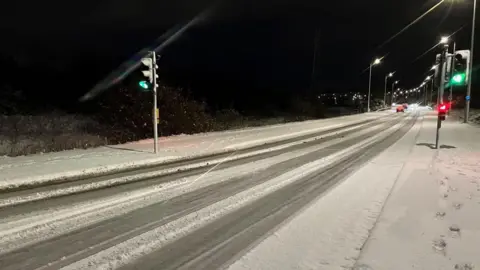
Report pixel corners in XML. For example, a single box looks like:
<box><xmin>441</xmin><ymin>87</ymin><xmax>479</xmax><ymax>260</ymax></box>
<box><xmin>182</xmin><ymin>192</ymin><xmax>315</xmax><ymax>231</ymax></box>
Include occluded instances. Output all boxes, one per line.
<box><xmin>0</xmin><ymin>112</ymin><xmax>391</xmax><ymax>190</ymax></box>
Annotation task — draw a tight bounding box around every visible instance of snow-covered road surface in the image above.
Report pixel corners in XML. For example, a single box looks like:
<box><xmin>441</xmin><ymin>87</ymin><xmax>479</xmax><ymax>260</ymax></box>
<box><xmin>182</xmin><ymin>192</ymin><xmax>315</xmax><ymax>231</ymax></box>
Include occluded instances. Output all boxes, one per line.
<box><xmin>0</xmin><ymin>112</ymin><xmax>416</xmax><ymax>270</ymax></box>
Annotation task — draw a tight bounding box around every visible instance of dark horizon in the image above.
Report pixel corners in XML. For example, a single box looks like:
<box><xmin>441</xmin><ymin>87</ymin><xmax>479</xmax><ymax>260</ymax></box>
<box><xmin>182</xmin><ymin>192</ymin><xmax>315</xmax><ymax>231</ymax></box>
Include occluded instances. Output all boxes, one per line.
<box><xmin>0</xmin><ymin>0</ymin><xmax>478</xmax><ymax>112</ymax></box>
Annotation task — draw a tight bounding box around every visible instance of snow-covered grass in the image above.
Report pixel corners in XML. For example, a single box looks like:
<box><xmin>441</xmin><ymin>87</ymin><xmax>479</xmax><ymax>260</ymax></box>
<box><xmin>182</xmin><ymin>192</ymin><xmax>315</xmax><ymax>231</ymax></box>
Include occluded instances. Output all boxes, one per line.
<box><xmin>0</xmin><ymin>120</ymin><xmax>384</xmax><ymax>205</ymax></box>
<box><xmin>0</xmin><ymin>111</ymin><xmax>393</xmax><ymax>190</ymax></box>
<box><xmin>449</xmin><ymin>108</ymin><xmax>480</xmax><ymax>125</ymax></box>
<box><xmin>356</xmin><ymin>113</ymin><xmax>480</xmax><ymax>269</ymax></box>
<box><xmin>0</xmin><ymin>113</ymin><xmax>106</xmax><ymax>157</ymax></box>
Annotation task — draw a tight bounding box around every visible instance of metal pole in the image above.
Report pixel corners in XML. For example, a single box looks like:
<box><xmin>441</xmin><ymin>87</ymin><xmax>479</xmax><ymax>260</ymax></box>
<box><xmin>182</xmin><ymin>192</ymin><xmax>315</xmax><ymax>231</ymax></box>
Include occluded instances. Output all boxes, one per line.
<box><xmin>430</xmin><ymin>78</ymin><xmax>434</xmax><ymax>105</ymax></box>
<box><xmin>439</xmin><ymin>49</ymin><xmax>447</xmax><ymax>105</ymax></box>
<box><xmin>449</xmin><ymin>42</ymin><xmax>456</xmax><ymax>104</ymax></box>
<box><xmin>368</xmin><ymin>63</ymin><xmax>372</xmax><ymax>112</ymax></box>
<box><xmin>152</xmin><ymin>51</ymin><xmax>159</xmax><ymax>154</ymax></box>
<box><xmin>384</xmin><ymin>75</ymin><xmax>388</xmax><ymax>107</ymax></box>
<box><xmin>465</xmin><ymin>0</ymin><xmax>477</xmax><ymax>123</ymax></box>
<box><xmin>436</xmin><ymin>44</ymin><xmax>448</xmax><ymax>149</ymax></box>
<box><xmin>391</xmin><ymin>81</ymin><xmax>396</xmax><ymax>105</ymax></box>
<box><xmin>424</xmin><ymin>84</ymin><xmax>427</xmax><ymax>105</ymax></box>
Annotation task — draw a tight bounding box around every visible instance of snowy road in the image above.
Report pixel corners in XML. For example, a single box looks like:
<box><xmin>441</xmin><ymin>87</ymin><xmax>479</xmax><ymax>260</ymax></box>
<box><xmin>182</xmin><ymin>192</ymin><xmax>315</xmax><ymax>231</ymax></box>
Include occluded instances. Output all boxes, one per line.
<box><xmin>0</xmin><ymin>112</ymin><xmax>417</xmax><ymax>270</ymax></box>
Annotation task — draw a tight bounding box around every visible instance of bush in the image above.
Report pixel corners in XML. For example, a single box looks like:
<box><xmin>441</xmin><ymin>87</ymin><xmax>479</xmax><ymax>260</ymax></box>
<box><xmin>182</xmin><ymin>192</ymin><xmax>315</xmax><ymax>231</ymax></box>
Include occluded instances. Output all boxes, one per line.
<box><xmin>0</xmin><ymin>84</ymin><xmax>329</xmax><ymax>157</ymax></box>
<box><xmin>0</xmin><ymin>112</ymin><xmax>106</xmax><ymax>156</ymax></box>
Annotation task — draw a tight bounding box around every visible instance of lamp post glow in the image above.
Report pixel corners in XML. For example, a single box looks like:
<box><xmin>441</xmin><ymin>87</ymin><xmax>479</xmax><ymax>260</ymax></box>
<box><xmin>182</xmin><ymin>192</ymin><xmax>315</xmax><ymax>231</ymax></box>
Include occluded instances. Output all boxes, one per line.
<box><xmin>368</xmin><ymin>58</ymin><xmax>382</xmax><ymax>112</ymax></box>
<box><xmin>440</xmin><ymin>36</ymin><xmax>449</xmax><ymax>44</ymax></box>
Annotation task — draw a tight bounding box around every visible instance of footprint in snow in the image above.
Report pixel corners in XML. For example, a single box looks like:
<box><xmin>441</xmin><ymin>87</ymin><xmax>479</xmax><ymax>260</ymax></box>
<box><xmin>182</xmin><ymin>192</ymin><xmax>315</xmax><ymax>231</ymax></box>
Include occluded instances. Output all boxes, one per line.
<box><xmin>453</xmin><ymin>203</ymin><xmax>463</xmax><ymax>210</ymax></box>
<box><xmin>432</xmin><ymin>238</ymin><xmax>447</xmax><ymax>255</ymax></box>
<box><xmin>454</xmin><ymin>263</ymin><xmax>475</xmax><ymax>270</ymax></box>
<box><xmin>449</xmin><ymin>225</ymin><xmax>461</xmax><ymax>238</ymax></box>
<box><xmin>435</xmin><ymin>212</ymin><xmax>446</xmax><ymax>219</ymax></box>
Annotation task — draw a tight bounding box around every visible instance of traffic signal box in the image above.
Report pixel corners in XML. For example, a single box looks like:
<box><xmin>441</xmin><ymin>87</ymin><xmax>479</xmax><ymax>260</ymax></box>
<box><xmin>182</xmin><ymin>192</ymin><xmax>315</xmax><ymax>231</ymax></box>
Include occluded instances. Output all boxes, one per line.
<box><xmin>451</xmin><ymin>50</ymin><xmax>470</xmax><ymax>86</ymax></box>
<box><xmin>438</xmin><ymin>103</ymin><xmax>448</xmax><ymax>121</ymax></box>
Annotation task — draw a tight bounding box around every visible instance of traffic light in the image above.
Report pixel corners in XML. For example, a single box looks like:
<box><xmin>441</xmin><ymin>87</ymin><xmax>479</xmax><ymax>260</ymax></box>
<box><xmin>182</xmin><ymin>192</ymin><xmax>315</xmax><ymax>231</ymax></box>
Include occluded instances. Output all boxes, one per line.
<box><xmin>139</xmin><ymin>55</ymin><xmax>159</xmax><ymax>91</ymax></box>
<box><xmin>438</xmin><ymin>103</ymin><xmax>448</xmax><ymax>121</ymax></box>
<box><xmin>138</xmin><ymin>80</ymin><xmax>149</xmax><ymax>90</ymax></box>
<box><xmin>451</xmin><ymin>50</ymin><xmax>470</xmax><ymax>86</ymax></box>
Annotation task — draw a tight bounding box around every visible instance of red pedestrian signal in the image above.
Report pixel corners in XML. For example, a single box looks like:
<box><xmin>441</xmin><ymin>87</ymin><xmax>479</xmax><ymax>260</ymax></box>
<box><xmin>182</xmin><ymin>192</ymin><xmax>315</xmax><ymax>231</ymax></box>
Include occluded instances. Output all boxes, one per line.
<box><xmin>438</xmin><ymin>103</ymin><xmax>447</xmax><ymax>121</ymax></box>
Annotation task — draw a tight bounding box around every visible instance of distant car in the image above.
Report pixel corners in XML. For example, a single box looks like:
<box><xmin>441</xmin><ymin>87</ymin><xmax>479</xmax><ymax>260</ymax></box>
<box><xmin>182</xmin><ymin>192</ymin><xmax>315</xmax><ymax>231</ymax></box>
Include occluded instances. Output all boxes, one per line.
<box><xmin>396</xmin><ymin>105</ymin><xmax>405</xmax><ymax>112</ymax></box>
<box><xmin>402</xmin><ymin>103</ymin><xmax>408</xmax><ymax>109</ymax></box>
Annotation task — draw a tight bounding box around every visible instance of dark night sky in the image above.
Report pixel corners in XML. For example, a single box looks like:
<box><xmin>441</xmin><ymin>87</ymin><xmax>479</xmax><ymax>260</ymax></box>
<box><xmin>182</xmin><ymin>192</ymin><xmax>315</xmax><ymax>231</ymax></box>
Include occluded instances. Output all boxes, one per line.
<box><xmin>0</xmin><ymin>0</ymin><xmax>477</xmax><ymax>110</ymax></box>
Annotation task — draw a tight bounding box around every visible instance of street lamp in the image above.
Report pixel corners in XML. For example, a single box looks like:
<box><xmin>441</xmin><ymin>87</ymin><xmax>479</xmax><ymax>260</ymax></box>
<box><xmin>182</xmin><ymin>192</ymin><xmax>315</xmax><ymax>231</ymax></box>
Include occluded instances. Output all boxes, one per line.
<box><xmin>384</xmin><ymin>71</ymin><xmax>395</xmax><ymax>107</ymax></box>
<box><xmin>390</xmin><ymin>80</ymin><xmax>399</xmax><ymax>104</ymax></box>
<box><xmin>368</xmin><ymin>58</ymin><xmax>382</xmax><ymax>112</ymax></box>
<box><xmin>440</xmin><ymin>36</ymin><xmax>449</xmax><ymax>44</ymax></box>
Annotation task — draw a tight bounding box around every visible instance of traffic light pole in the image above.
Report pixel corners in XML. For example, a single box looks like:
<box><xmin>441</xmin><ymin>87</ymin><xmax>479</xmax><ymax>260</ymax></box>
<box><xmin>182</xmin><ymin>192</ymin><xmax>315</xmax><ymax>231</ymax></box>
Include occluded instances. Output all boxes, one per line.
<box><xmin>152</xmin><ymin>51</ymin><xmax>159</xmax><ymax>154</ymax></box>
<box><xmin>465</xmin><ymin>0</ymin><xmax>477</xmax><ymax>123</ymax></box>
<box><xmin>449</xmin><ymin>42</ymin><xmax>456</xmax><ymax>108</ymax></box>
<box><xmin>436</xmin><ymin>43</ymin><xmax>448</xmax><ymax>149</ymax></box>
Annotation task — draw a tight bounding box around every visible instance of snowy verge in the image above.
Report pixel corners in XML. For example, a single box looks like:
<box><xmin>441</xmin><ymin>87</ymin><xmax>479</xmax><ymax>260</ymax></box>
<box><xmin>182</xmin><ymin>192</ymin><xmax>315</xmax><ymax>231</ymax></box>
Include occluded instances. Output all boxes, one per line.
<box><xmin>227</xmin><ymin>114</ymin><xmax>422</xmax><ymax>270</ymax></box>
<box><xmin>0</xmin><ymin>121</ymin><xmax>383</xmax><ymax>206</ymax></box>
<box><xmin>60</xmin><ymin>117</ymin><xmax>407</xmax><ymax>270</ymax></box>
<box><xmin>0</xmin><ymin>113</ymin><xmax>392</xmax><ymax>192</ymax></box>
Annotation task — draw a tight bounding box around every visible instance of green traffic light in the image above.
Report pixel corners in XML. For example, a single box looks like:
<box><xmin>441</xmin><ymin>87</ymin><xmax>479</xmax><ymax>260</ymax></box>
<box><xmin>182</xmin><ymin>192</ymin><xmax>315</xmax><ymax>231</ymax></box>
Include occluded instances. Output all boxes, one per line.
<box><xmin>139</xmin><ymin>80</ymin><xmax>149</xmax><ymax>89</ymax></box>
<box><xmin>451</xmin><ymin>73</ymin><xmax>465</xmax><ymax>85</ymax></box>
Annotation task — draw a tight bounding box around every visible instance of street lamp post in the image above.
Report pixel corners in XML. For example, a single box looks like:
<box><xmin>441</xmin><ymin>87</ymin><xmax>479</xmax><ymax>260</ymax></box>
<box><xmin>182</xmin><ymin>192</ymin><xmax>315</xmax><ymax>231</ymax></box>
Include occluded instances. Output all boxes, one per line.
<box><xmin>391</xmin><ymin>80</ymin><xmax>399</xmax><ymax>105</ymax></box>
<box><xmin>368</xmin><ymin>58</ymin><xmax>381</xmax><ymax>112</ymax></box>
<box><xmin>425</xmin><ymin>76</ymin><xmax>432</xmax><ymax>105</ymax></box>
<box><xmin>384</xmin><ymin>72</ymin><xmax>394</xmax><ymax>107</ymax></box>
<box><xmin>465</xmin><ymin>0</ymin><xmax>477</xmax><ymax>123</ymax></box>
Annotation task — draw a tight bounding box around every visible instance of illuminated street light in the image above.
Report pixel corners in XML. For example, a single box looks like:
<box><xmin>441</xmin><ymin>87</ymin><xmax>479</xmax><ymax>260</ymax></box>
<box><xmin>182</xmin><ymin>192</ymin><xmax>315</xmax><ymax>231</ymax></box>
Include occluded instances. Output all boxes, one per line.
<box><xmin>425</xmin><ymin>75</ymin><xmax>431</xmax><ymax>81</ymax></box>
<box><xmin>431</xmin><ymin>65</ymin><xmax>437</xmax><ymax>70</ymax></box>
<box><xmin>440</xmin><ymin>36</ymin><xmax>449</xmax><ymax>44</ymax></box>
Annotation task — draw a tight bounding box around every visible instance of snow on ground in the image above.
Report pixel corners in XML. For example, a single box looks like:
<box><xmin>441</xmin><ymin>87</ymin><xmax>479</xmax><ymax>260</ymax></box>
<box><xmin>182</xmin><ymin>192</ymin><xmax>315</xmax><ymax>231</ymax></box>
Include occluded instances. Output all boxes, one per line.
<box><xmin>0</xmin><ymin>111</ymin><xmax>391</xmax><ymax>188</ymax></box>
<box><xmin>59</xmin><ymin>114</ymin><xmax>408</xmax><ymax>270</ymax></box>
<box><xmin>0</xmin><ymin>124</ymin><xmax>388</xmax><ymax>254</ymax></box>
<box><xmin>227</xmin><ymin>111</ymin><xmax>423</xmax><ymax>270</ymax></box>
<box><xmin>356</xmin><ymin>112</ymin><xmax>480</xmax><ymax>269</ymax></box>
